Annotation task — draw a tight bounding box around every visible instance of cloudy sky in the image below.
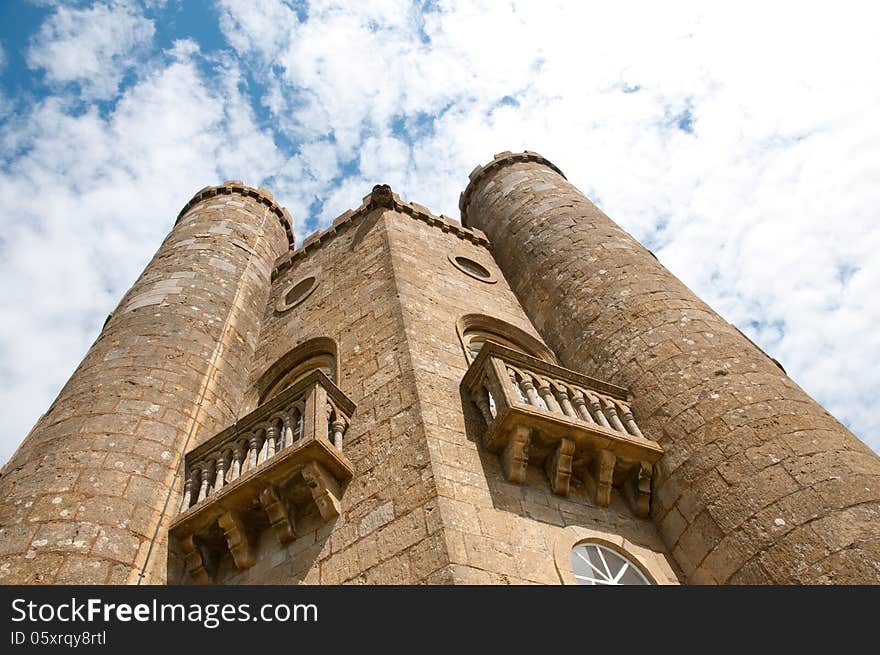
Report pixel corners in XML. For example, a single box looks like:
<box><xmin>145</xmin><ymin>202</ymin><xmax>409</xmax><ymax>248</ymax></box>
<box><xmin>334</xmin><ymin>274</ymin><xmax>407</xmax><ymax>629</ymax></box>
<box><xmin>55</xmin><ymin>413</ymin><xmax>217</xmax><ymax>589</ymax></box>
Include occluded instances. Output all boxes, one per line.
<box><xmin>1</xmin><ymin>0</ymin><xmax>878</xmax><ymax>463</ymax></box>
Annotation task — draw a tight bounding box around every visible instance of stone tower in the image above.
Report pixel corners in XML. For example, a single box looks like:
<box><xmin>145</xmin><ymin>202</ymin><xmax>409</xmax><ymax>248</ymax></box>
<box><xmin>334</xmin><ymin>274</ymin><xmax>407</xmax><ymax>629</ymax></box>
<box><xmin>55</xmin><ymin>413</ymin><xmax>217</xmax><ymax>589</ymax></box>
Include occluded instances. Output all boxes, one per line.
<box><xmin>461</xmin><ymin>152</ymin><xmax>880</xmax><ymax>583</ymax></box>
<box><xmin>1</xmin><ymin>152</ymin><xmax>877</xmax><ymax>585</ymax></box>
<box><xmin>0</xmin><ymin>184</ymin><xmax>292</xmax><ymax>584</ymax></box>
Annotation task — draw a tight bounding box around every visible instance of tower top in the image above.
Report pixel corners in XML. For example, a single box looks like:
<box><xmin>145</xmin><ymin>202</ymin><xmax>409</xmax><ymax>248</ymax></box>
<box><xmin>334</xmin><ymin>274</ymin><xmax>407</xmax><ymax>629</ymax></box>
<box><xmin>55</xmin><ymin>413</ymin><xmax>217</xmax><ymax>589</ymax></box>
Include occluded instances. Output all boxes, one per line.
<box><xmin>176</xmin><ymin>180</ymin><xmax>295</xmax><ymax>249</ymax></box>
<box><xmin>459</xmin><ymin>150</ymin><xmax>566</xmax><ymax>227</ymax></box>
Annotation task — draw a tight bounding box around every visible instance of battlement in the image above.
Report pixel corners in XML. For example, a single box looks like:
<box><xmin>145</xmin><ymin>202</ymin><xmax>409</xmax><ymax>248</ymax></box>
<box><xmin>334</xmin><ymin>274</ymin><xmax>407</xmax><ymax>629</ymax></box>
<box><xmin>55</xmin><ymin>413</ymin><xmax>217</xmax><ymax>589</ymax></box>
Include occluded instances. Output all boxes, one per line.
<box><xmin>176</xmin><ymin>180</ymin><xmax>295</xmax><ymax>249</ymax></box>
<box><xmin>272</xmin><ymin>183</ymin><xmax>490</xmax><ymax>280</ymax></box>
<box><xmin>459</xmin><ymin>150</ymin><xmax>566</xmax><ymax>227</ymax></box>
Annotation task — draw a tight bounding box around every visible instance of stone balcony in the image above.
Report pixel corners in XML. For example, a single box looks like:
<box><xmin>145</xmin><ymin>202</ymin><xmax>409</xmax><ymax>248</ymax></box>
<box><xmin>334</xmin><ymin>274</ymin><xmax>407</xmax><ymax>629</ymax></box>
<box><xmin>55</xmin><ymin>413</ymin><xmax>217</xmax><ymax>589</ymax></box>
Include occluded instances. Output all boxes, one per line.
<box><xmin>169</xmin><ymin>371</ymin><xmax>355</xmax><ymax>583</ymax></box>
<box><xmin>461</xmin><ymin>343</ymin><xmax>663</xmax><ymax>518</ymax></box>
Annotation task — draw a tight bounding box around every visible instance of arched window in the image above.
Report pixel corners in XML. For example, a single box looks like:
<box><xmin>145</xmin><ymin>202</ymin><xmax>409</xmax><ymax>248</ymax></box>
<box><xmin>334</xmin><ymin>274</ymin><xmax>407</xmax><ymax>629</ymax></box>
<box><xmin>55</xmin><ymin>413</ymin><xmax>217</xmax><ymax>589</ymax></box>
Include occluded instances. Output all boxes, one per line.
<box><xmin>464</xmin><ymin>333</ymin><xmax>530</xmax><ymax>362</ymax></box>
<box><xmin>570</xmin><ymin>542</ymin><xmax>653</xmax><ymax>585</ymax></box>
<box><xmin>254</xmin><ymin>337</ymin><xmax>338</xmax><ymax>405</ymax></box>
<box><xmin>456</xmin><ymin>314</ymin><xmax>557</xmax><ymax>364</ymax></box>
<box><xmin>552</xmin><ymin>527</ymin><xmax>677</xmax><ymax>584</ymax></box>
<box><xmin>261</xmin><ymin>354</ymin><xmax>334</xmax><ymax>402</ymax></box>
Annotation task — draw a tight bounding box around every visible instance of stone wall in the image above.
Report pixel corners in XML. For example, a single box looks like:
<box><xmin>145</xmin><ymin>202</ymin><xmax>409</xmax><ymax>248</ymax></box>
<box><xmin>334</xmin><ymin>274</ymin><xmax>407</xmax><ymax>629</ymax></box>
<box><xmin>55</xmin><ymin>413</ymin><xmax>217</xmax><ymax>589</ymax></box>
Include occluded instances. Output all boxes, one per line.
<box><xmin>194</xmin><ymin>198</ymin><xmax>447</xmax><ymax>584</ymax></box>
<box><xmin>386</xmin><ymin>200</ymin><xmax>675</xmax><ymax>584</ymax></box>
<box><xmin>195</xmin><ymin>187</ymin><xmax>676</xmax><ymax>585</ymax></box>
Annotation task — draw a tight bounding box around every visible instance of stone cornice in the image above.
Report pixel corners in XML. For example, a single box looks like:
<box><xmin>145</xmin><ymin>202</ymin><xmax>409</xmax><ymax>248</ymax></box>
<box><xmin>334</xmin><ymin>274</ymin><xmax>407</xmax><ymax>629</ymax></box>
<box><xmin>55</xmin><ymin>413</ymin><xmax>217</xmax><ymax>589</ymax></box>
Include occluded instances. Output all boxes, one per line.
<box><xmin>459</xmin><ymin>151</ymin><xmax>566</xmax><ymax>227</ymax></box>
<box><xmin>272</xmin><ymin>184</ymin><xmax>491</xmax><ymax>280</ymax></box>
<box><xmin>176</xmin><ymin>181</ymin><xmax>295</xmax><ymax>249</ymax></box>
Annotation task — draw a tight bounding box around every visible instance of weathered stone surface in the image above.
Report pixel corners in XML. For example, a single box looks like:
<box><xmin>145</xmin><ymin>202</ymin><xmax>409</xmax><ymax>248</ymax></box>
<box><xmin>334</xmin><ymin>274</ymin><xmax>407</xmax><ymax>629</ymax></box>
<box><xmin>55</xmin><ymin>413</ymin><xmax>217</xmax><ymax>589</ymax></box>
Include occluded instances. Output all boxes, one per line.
<box><xmin>462</xmin><ymin>151</ymin><xmax>880</xmax><ymax>584</ymax></box>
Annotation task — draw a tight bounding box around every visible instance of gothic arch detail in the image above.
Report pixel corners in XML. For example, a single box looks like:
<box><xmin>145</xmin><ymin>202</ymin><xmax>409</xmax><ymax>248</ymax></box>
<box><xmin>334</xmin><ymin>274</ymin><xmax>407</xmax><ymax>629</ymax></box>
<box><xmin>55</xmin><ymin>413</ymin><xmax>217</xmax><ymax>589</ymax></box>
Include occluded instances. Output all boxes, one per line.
<box><xmin>552</xmin><ymin>526</ymin><xmax>679</xmax><ymax>585</ymax></box>
<box><xmin>456</xmin><ymin>313</ymin><xmax>557</xmax><ymax>364</ymax></box>
<box><xmin>254</xmin><ymin>337</ymin><xmax>339</xmax><ymax>405</ymax></box>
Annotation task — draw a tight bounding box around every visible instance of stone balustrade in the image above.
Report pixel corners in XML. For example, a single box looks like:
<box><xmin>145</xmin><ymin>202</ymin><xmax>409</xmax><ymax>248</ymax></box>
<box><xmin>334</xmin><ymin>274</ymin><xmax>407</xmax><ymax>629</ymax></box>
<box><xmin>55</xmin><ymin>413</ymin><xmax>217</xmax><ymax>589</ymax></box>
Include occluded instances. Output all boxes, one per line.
<box><xmin>461</xmin><ymin>342</ymin><xmax>663</xmax><ymax>517</ymax></box>
<box><xmin>169</xmin><ymin>370</ymin><xmax>355</xmax><ymax>583</ymax></box>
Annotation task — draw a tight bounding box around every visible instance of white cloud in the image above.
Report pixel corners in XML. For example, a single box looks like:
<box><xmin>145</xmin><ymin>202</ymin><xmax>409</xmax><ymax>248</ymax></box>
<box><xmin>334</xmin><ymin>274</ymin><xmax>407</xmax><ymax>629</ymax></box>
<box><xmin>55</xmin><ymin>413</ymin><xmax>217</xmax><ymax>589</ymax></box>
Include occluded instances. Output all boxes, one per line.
<box><xmin>0</xmin><ymin>37</ymin><xmax>285</xmax><ymax>463</ymax></box>
<box><xmin>26</xmin><ymin>1</ymin><xmax>155</xmax><ymax>100</ymax></box>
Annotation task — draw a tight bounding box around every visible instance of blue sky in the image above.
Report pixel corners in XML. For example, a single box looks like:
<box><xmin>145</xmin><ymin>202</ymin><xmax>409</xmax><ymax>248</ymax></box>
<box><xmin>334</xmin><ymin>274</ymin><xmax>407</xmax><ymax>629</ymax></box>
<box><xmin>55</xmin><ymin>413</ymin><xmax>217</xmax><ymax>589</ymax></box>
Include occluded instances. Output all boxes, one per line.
<box><xmin>1</xmin><ymin>0</ymin><xmax>879</xmax><ymax>463</ymax></box>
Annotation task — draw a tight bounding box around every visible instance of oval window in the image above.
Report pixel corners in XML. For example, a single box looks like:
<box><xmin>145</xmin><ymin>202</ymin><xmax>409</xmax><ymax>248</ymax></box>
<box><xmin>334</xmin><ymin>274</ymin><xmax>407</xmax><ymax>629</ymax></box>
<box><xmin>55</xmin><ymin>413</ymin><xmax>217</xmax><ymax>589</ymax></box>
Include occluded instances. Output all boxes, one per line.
<box><xmin>448</xmin><ymin>254</ymin><xmax>496</xmax><ymax>283</ymax></box>
<box><xmin>456</xmin><ymin>257</ymin><xmax>490</xmax><ymax>278</ymax></box>
<box><xmin>276</xmin><ymin>276</ymin><xmax>318</xmax><ymax>312</ymax></box>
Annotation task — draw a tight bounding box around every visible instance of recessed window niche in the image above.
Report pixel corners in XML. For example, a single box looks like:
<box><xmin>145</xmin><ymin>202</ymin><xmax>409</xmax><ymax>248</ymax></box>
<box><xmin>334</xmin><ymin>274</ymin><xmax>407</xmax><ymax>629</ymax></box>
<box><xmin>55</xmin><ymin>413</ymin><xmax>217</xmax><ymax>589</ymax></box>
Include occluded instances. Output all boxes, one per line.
<box><xmin>448</xmin><ymin>253</ymin><xmax>497</xmax><ymax>283</ymax></box>
<box><xmin>552</xmin><ymin>526</ymin><xmax>679</xmax><ymax>585</ymax></box>
<box><xmin>276</xmin><ymin>275</ymin><xmax>318</xmax><ymax>312</ymax></box>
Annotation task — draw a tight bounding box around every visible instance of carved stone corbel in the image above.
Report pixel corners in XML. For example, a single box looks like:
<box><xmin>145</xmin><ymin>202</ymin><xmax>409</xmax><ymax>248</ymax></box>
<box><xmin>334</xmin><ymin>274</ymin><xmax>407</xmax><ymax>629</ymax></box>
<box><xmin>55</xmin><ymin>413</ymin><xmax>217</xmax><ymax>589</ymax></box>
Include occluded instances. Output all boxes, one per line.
<box><xmin>217</xmin><ymin>510</ymin><xmax>255</xmax><ymax>570</ymax></box>
<box><xmin>593</xmin><ymin>449</ymin><xmax>616</xmax><ymax>507</ymax></box>
<box><xmin>627</xmin><ymin>461</ymin><xmax>653</xmax><ymax>518</ymax></box>
<box><xmin>260</xmin><ymin>486</ymin><xmax>296</xmax><ymax>544</ymax></box>
<box><xmin>301</xmin><ymin>461</ymin><xmax>342</xmax><ymax>520</ymax></box>
<box><xmin>501</xmin><ymin>425</ymin><xmax>530</xmax><ymax>483</ymax></box>
<box><xmin>545</xmin><ymin>438</ymin><xmax>575</xmax><ymax>496</ymax></box>
<box><xmin>180</xmin><ymin>533</ymin><xmax>211</xmax><ymax>584</ymax></box>
<box><xmin>368</xmin><ymin>184</ymin><xmax>395</xmax><ymax>209</ymax></box>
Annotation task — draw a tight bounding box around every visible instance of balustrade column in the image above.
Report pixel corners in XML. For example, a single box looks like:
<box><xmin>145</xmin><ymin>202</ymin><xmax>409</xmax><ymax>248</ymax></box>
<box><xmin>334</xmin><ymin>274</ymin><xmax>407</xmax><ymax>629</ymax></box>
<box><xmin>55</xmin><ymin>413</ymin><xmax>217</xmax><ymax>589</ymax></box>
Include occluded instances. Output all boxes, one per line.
<box><xmin>196</xmin><ymin>463</ymin><xmax>212</xmax><ymax>503</ymax></box>
<box><xmin>519</xmin><ymin>377</ymin><xmax>542</xmax><ymax>408</ymax></box>
<box><xmin>537</xmin><ymin>379</ymin><xmax>562</xmax><ymax>413</ymax></box>
<box><xmin>265</xmin><ymin>422</ymin><xmax>279</xmax><ymax>461</ymax></box>
<box><xmin>281</xmin><ymin>413</ymin><xmax>294</xmax><ymax>449</ymax></box>
<box><xmin>230</xmin><ymin>447</ymin><xmax>244</xmax><ymax>481</ymax></box>
<box><xmin>213</xmin><ymin>454</ymin><xmax>227</xmax><ymax>492</ymax></box>
<box><xmin>331</xmin><ymin>420</ymin><xmax>345</xmax><ymax>450</ymax></box>
<box><xmin>294</xmin><ymin>411</ymin><xmax>304</xmax><ymax>441</ymax></box>
<box><xmin>620</xmin><ymin>406</ymin><xmax>645</xmax><ymax>438</ymax></box>
<box><xmin>571</xmin><ymin>392</ymin><xmax>595</xmax><ymax>423</ymax></box>
<box><xmin>556</xmin><ymin>385</ymin><xmax>578</xmax><ymax>418</ymax></box>
<box><xmin>508</xmin><ymin>369</ymin><xmax>528</xmax><ymax>403</ymax></box>
<box><xmin>257</xmin><ymin>429</ymin><xmax>270</xmax><ymax>464</ymax></box>
<box><xmin>602</xmin><ymin>398</ymin><xmax>628</xmax><ymax>433</ymax></box>
<box><xmin>326</xmin><ymin>407</ymin><xmax>335</xmax><ymax>441</ymax></box>
<box><xmin>474</xmin><ymin>387</ymin><xmax>494</xmax><ymax>424</ymax></box>
<box><xmin>178</xmin><ymin>472</ymin><xmax>195</xmax><ymax>512</ymax></box>
<box><xmin>248</xmin><ymin>434</ymin><xmax>261</xmax><ymax>470</ymax></box>
<box><xmin>587</xmin><ymin>393</ymin><xmax>611</xmax><ymax>428</ymax></box>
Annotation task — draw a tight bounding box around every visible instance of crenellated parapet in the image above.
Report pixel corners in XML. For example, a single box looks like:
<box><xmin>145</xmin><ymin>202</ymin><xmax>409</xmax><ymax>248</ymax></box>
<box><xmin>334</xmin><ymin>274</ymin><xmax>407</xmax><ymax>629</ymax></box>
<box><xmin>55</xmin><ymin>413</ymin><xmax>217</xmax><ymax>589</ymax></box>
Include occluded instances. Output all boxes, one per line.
<box><xmin>273</xmin><ymin>183</ymin><xmax>490</xmax><ymax>280</ymax></box>
<box><xmin>459</xmin><ymin>150</ymin><xmax>566</xmax><ymax>227</ymax></box>
<box><xmin>177</xmin><ymin>180</ymin><xmax>295</xmax><ymax>249</ymax></box>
